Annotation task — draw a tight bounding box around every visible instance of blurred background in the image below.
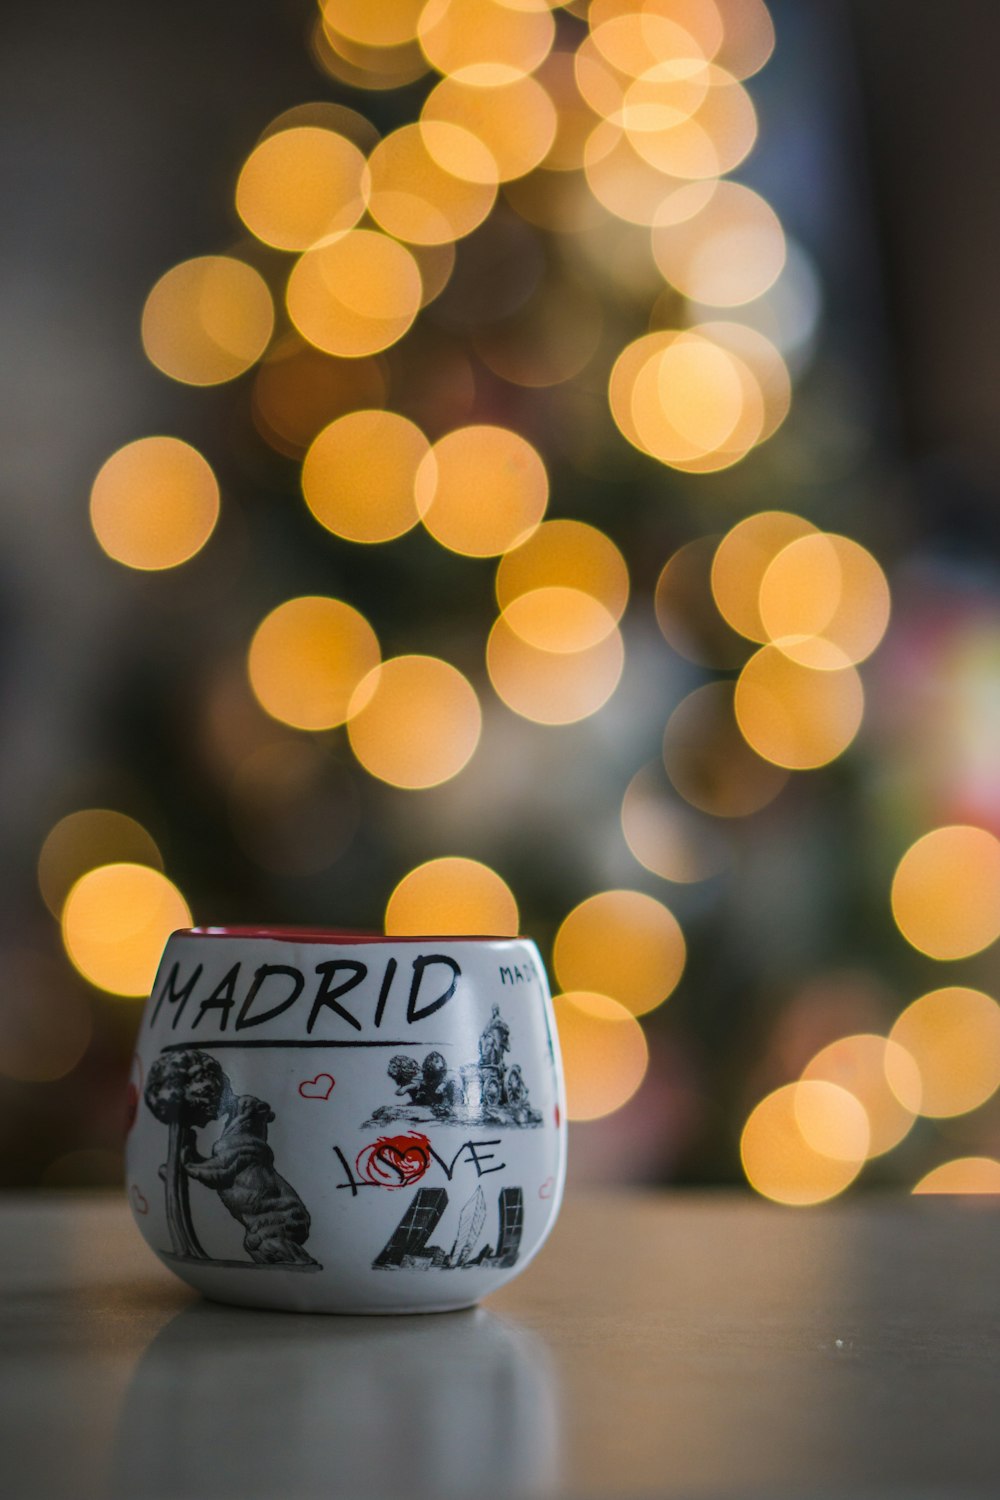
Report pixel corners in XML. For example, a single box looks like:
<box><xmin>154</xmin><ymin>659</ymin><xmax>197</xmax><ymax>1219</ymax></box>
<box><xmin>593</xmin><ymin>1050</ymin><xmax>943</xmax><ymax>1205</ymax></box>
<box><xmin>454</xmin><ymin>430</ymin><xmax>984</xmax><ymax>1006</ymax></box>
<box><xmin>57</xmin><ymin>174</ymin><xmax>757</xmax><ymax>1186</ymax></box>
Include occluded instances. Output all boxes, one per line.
<box><xmin>4</xmin><ymin>0</ymin><xmax>1000</xmax><ymax>1203</ymax></box>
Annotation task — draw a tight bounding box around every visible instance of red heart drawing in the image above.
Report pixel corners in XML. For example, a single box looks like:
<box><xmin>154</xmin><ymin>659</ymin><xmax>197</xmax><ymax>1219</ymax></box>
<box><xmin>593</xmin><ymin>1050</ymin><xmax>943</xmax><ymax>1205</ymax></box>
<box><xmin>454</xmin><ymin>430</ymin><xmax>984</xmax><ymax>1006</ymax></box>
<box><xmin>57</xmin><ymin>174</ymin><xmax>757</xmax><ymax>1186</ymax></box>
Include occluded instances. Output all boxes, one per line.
<box><xmin>299</xmin><ymin>1073</ymin><xmax>336</xmax><ymax>1100</ymax></box>
<box><xmin>357</xmin><ymin>1133</ymin><xmax>432</xmax><ymax>1189</ymax></box>
<box><xmin>539</xmin><ymin>1177</ymin><xmax>555</xmax><ymax>1200</ymax></box>
<box><xmin>131</xmin><ymin>1185</ymin><xmax>149</xmax><ymax>1215</ymax></box>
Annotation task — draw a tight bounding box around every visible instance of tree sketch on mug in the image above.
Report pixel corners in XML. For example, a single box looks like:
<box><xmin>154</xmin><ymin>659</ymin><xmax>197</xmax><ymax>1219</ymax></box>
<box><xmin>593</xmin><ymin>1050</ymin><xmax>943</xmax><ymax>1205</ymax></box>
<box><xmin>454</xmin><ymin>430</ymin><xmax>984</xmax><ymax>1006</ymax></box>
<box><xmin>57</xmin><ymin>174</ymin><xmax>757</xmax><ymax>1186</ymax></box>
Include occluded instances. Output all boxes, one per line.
<box><xmin>364</xmin><ymin>1005</ymin><xmax>542</xmax><ymax>1129</ymax></box>
<box><xmin>144</xmin><ymin>1047</ymin><xmax>321</xmax><ymax>1269</ymax></box>
<box><xmin>373</xmin><ymin>1184</ymin><xmax>524</xmax><ymax>1271</ymax></box>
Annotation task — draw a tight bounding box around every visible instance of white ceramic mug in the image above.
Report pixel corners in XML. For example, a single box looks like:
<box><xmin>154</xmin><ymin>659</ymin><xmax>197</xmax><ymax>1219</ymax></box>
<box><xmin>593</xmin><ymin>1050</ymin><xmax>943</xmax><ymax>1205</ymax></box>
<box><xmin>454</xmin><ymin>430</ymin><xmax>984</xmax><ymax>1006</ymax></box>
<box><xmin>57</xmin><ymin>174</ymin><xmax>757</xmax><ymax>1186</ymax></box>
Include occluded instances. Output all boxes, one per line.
<box><xmin>125</xmin><ymin>927</ymin><xmax>567</xmax><ymax>1314</ymax></box>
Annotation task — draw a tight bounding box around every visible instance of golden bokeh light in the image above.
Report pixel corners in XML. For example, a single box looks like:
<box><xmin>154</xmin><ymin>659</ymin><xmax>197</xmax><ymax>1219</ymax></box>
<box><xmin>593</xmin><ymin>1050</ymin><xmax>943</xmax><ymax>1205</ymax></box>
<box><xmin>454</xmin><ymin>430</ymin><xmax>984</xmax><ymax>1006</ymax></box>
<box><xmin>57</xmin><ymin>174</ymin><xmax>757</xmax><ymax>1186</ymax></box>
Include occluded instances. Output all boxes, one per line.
<box><xmin>496</xmin><ymin>519</ymin><xmax>629</xmax><ymax>621</ymax></box>
<box><xmin>621</xmin><ymin>762</ymin><xmax>731</xmax><ymax>883</ymax></box>
<box><xmin>913</xmin><ymin>1158</ymin><xmax>1000</xmax><ymax>1195</ymax></box>
<box><xmin>0</xmin><ymin>954</ymin><xmax>92</xmax><ymax>1083</ymax></box>
<box><xmin>302</xmin><ymin>410</ymin><xmax>428</xmax><ymax>543</ymax></box>
<box><xmin>252</xmin><ymin>336</ymin><xmax>387</xmax><ymax>457</ymax></box>
<box><xmin>711</xmin><ymin>511</ymin><xmax>819</xmax><ymax>642</ymax></box>
<box><xmin>574</xmin><ymin>16</ymin><xmax>711</xmax><ymax>153</ymax></box>
<box><xmin>416</xmin><ymin>425</ymin><xmax>548</xmax><ymax>556</ymax></box>
<box><xmin>486</xmin><ymin>614</ymin><xmax>624</xmax><ymax>723</ymax></box>
<box><xmin>286</xmin><ymin>229</ymin><xmax>422</xmax><ymax>357</ymax></box>
<box><xmin>588</xmin><ymin>0</ymin><xmax>723</xmax><ymax>61</ymax></box>
<box><xmin>312</xmin><ymin>20</ymin><xmax>430</xmax><ymax>91</ymax></box>
<box><xmin>613</xmin><ymin>328</ymin><xmax>765</xmax><ymax>471</ymax></box>
<box><xmin>759</xmin><ymin>533</ymin><xmax>891</xmax><ymax>668</ymax></box>
<box><xmin>696</xmin><ymin>320</ymin><xmax>791</xmax><ymax>446</ymax></box>
<box><xmin>801</xmin><ymin>1034</ymin><xmax>920</xmax><ymax>1158</ymax></box>
<box><xmin>652</xmin><ymin>180</ymin><xmax>785</xmax><ymax>306</ymax></box>
<box><xmin>554</xmin><ymin>991</ymin><xmax>650</xmax><ymax>1121</ymax></box>
<box><xmin>418</xmin><ymin>0</ymin><xmax>555</xmax><ymax>86</ymax></box>
<box><xmin>365</xmin><ymin>124</ymin><xmax>498</xmax><ymax>244</ymax></box>
<box><xmin>348</xmin><ymin>655</ymin><xmax>482</xmax><ymax>789</ymax></box>
<box><xmin>609</xmin><ymin>328</ymin><xmax>766</xmax><ymax>472</ymax></box>
<box><xmin>654</xmin><ymin>535</ymin><xmax>747</xmax><ymax>669</ymax></box>
<box><xmin>633</xmin><ymin>334</ymin><xmax>747</xmax><ymax>459</ymax></box>
<box><xmin>385</xmin><ymin>856</ymin><xmax>519</xmax><ymax>935</ymax></box>
<box><xmin>889</xmin><ymin>987</ymin><xmax>1000</xmax><ymax>1118</ymax></box>
<box><xmin>422</xmin><ymin>75</ymin><xmax>558</xmax><ymax>182</ymax></box>
<box><xmin>577</xmin><ymin>11</ymin><xmax>745</xmax><ymax>149</ymax></box>
<box><xmin>657</xmin><ymin>358</ymin><xmax>766</xmax><ymax>473</ymax></box>
<box><xmin>647</xmin><ymin>0</ymin><xmax>725</xmax><ymax>53</ymax></box>
<box><xmin>235</xmin><ymin>126</ymin><xmax>366</xmax><ymax>250</ymax></box>
<box><xmin>257</xmin><ymin>101</ymin><xmax>380</xmax><ymax>154</ymax></box>
<box><xmin>794</xmin><ymin>1078</ymin><xmax>870</xmax><ymax>1162</ymax></box>
<box><xmin>554</xmin><ymin>889</ymin><xmax>685</xmax><ymax>1017</ymax></box>
<box><xmin>409</xmin><ymin>238</ymin><xmax>458</xmax><ymax>306</ymax></box>
<box><xmin>609</xmin><ymin>331</ymin><xmax>694</xmax><ymax>450</ymax></box>
<box><xmin>622</xmin><ymin>57</ymin><xmax>715</xmax><ymax>137</ymax></box>
<box><xmin>61</xmin><ymin>863</ymin><xmax>192</xmax><ymax>998</ymax></box>
<box><xmin>319</xmin><ymin>0</ymin><xmax>425</xmax><ymax>48</ymax></box>
<box><xmin>715</xmin><ymin>0</ymin><xmax>775</xmax><ymax>80</ymax></box>
<box><xmin>586</xmin><ymin>12</ymin><xmax>708</xmax><ymax>93</ymax></box>
<box><xmin>584</xmin><ymin>121</ymin><xmax>716</xmax><ymax>226</ymax></box>
<box><xmin>412</xmin><ymin>120</ymin><xmax>499</xmax><ymax>187</ymax></box>
<box><xmin>629</xmin><ymin>67</ymin><xmax>757</xmax><ymax>181</ymax></box>
<box><xmin>740</xmin><ymin>1081</ymin><xmax>867</xmax><ymax>1205</ymax></box>
<box><xmin>248</xmin><ymin>596</ymin><xmax>381</xmax><ymax>731</ymax></box>
<box><xmin>90</xmin><ymin>437</ymin><xmax>219</xmax><ymax>571</ymax></box>
<box><xmin>502</xmin><ymin>587</ymin><xmax>617</xmax><ymax>653</ymax></box>
<box><xmin>735</xmin><ymin>645</ymin><xmax>864</xmax><ymax>770</ymax></box>
<box><xmin>38</xmin><ymin>810</ymin><xmax>163</xmax><ymax>918</ymax></box>
<box><xmin>663</xmin><ymin>681</ymin><xmax>788</xmax><ymax>816</ymax></box>
<box><xmin>141</xmin><ymin>257</ymin><xmax>274</xmax><ymax>386</ymax></box>
<box><xmin>891</xmin><ymin>826</ymin><xmax>1000</xmax><ymax>960</ymax></box>
<box><xmin>535</xmin><ymin>48</ymin><xmax>600</xmax><ymax>171</ymax></box>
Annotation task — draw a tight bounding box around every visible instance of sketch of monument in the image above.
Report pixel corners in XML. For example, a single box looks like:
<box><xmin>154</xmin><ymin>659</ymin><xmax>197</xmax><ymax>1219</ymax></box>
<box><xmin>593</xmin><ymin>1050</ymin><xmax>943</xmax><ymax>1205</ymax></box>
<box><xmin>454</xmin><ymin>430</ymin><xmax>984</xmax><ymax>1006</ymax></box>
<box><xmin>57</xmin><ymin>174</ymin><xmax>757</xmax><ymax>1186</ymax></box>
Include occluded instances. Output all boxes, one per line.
<box><xmin>365</xmin><ymin>1005</ymin><xmax>542</xmax><ymax>1129</ymax></box>
<box><xmin>144</xmin><ymin>1047</ymin><xmax>320</xmax><ymax>1270</ymax></box>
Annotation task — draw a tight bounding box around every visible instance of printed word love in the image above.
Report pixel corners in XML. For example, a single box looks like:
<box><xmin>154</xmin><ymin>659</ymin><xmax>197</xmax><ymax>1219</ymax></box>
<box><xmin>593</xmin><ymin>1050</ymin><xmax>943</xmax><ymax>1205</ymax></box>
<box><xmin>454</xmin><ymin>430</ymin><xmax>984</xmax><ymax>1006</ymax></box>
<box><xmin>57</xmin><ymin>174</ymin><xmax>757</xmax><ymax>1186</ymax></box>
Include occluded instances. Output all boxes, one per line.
<box><xmin>333</xmin><ymin>1136</ymin><xmax>506</xmax><ymax>1195</ymax></box>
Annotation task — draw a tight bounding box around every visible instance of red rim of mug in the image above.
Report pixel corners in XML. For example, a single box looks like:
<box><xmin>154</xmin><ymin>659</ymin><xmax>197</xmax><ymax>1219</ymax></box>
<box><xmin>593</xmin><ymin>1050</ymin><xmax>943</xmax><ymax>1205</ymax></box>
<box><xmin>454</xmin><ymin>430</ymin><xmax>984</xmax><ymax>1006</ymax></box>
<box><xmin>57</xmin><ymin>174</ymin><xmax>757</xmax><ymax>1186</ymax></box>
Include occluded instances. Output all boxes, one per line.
<box><xmin>177</xmin><ymin>927</ymin><xmax>523</xmax><ymax>944</ymax></box>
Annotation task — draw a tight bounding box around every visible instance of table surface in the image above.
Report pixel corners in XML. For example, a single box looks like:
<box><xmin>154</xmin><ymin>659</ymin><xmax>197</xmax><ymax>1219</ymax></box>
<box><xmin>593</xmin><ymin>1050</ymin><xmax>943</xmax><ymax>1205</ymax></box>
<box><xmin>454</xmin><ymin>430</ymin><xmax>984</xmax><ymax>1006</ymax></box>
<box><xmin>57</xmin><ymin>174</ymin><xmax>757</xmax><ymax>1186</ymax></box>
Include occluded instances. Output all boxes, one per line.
<box><xmin>3</xmin><ymin>1191</ymin><xmax>999</xmax><ymax>1500</ymax></box>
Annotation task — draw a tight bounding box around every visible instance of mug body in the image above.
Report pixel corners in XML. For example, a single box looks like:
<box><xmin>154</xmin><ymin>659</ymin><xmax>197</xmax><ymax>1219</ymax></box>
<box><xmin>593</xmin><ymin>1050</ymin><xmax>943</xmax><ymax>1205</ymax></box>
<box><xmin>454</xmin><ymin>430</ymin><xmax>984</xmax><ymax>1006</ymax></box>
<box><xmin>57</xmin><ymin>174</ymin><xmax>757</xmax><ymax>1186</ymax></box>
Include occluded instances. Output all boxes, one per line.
<box><xmin>125</xmin><ymin>928</ymin><xmax>566</xmax><ymax>1314</ymax></box>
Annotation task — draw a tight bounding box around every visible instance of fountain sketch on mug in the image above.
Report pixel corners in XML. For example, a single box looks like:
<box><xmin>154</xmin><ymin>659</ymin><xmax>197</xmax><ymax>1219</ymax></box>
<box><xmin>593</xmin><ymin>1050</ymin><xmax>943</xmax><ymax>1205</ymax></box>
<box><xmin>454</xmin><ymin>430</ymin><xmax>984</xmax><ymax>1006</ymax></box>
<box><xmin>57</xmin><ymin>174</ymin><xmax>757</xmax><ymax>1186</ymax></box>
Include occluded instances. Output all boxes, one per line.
<box><xmin>363</xmin><ymin>1004</ymin><xmax>543</xmax><ymax>1129</ymax></box>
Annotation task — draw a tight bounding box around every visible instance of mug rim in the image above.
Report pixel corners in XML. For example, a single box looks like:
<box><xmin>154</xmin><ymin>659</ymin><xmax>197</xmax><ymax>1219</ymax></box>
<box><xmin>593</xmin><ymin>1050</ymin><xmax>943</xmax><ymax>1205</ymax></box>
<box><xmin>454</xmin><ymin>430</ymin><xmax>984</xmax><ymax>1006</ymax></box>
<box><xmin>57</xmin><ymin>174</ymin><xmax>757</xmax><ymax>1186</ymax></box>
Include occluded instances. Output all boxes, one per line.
<box><xmin>176</xmin><ymin>926</ymin><xmax>530</xmax><ymax>945</ymax></box>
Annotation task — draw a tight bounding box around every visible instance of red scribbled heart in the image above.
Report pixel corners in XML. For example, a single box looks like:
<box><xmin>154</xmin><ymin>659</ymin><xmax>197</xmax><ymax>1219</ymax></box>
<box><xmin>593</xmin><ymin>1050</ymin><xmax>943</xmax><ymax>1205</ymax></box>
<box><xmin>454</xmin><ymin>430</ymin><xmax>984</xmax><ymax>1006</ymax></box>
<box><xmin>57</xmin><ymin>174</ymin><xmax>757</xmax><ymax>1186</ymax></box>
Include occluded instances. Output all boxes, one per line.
<box><xmin>131</xmin><ymin>1185</ymin><xmax>149</xmax><ymax>1215</ymax></box>
<box><xmin>357</xmin><ymin>1133</ymin><xmax>432</xmax><ymax>1188</ymax></box>
<box><xmin>299</xmin><ymin>1074</ymin><xmax>336</xmax><ymax>1100</ymax></box>
<box><xmin>539</xmin><ymin>1177</ymin><xmax>555</xmax><ymax>1199</ymax></box>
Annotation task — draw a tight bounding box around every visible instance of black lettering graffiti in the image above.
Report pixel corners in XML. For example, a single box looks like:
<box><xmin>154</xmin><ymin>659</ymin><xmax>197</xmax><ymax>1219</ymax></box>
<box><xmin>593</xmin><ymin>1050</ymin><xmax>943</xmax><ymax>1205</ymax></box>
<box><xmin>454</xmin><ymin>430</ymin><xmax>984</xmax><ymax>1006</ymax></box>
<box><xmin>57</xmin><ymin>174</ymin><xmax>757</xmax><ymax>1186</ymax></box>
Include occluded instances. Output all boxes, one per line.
<box><xmin>236</xmin><ymin>965</ymin><xmax>304</xmax><ymax>1029</ymax></box>
<box><xmin>147</xmin><ymin>953</ymin><xmax>464</xmax><ymax>1036</ymax></box>
<box><xmin>150</xmin><ymin>961</ymin><xmax>204</xmax><ymax>1030</ymax></box>
<box><xmin>192</xmin><ymin>964</ymin><xmax>241</xmax><ymax>1030</ymax></box>
<box><xmin>406</xmin><ymin>955</ymin><xmax>461</xmax><ymax>1023</ymax></box>
<box><xmin>307</xmin><ymin>960</ymin><xmax>366</xmax><ymax>1033</ymax></box>
<box><xmin>499</xmin><ymin>957</ymin><xmax>539</xmax><ymax>986</ymax></box>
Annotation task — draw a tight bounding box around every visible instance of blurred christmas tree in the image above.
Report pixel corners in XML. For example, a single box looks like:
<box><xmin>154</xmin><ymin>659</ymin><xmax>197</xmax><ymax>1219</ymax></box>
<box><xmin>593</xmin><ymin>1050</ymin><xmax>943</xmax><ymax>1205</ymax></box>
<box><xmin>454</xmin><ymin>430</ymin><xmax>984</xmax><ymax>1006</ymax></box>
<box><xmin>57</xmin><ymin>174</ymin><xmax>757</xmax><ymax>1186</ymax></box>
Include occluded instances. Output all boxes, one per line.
<box><xmin>16</xmin><ymin>0</ymin><xmax>1000</xmax><ymax>1204</ymax></box>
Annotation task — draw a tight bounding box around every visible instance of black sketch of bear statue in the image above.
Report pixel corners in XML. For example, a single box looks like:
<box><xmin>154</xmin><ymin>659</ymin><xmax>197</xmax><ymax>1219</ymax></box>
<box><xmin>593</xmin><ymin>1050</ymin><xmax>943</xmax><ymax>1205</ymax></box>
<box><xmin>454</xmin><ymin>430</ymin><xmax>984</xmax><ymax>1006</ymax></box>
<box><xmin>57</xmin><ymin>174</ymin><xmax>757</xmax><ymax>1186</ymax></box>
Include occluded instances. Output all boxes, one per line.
<box><xmin>183</xmin><ymin>1094</ymin><xmax>320</xmax><ymax>1267</ymax></box>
